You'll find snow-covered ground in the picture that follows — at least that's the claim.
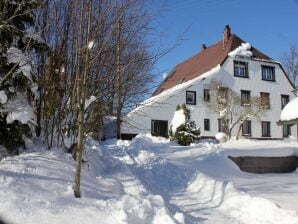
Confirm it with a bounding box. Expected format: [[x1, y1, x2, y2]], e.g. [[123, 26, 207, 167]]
[[1, 135, 298, 224]]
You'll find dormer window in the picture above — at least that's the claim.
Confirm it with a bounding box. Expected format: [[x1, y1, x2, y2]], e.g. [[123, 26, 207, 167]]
[[234, 60, 248, 78], [262, 65, 275, 81]]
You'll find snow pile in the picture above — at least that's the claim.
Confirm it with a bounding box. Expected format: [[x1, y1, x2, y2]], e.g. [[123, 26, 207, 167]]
[[170, 109, 185, 133], [4, 94, 35, 124], [183, 173, 298, 224], [134, 150, 156, 168], [280, 97, 298, 121], [131, 134, 170, 147], [0, 139, 176, 224], [2, 134, 298, 224], [215, 132, 227, 143], [228, 43, 253, 58]]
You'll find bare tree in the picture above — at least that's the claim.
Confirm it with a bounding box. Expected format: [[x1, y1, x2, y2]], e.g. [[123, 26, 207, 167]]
[[204, 79, 268, 139], [282, 44, 298, 87]]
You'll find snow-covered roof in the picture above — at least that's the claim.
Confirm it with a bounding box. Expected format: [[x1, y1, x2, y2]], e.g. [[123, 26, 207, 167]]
[[153, 27, 273, 95], [228, 43, 253, 58], [127, 65, 220, 117], [280, 97, 298, 122]]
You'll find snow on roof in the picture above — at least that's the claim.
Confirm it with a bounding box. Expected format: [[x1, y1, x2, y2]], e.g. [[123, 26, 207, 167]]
[[280, 97, 298, 121], [228, 42, 253, 58], [127, 65, 221, 116]]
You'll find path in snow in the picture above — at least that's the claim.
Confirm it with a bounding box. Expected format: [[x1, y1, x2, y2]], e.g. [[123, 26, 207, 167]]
[[111, 135, 298, 224]]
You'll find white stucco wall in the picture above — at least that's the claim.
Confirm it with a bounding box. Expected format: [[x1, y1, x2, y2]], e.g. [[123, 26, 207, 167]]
[[121, 56, 297, 139]]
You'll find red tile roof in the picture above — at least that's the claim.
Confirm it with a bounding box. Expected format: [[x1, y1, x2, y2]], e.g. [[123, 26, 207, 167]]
[[153, 34, 272, 95]]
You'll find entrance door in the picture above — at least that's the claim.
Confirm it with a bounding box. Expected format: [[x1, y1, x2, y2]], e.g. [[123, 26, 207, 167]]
[[151, 120, 168, 137]]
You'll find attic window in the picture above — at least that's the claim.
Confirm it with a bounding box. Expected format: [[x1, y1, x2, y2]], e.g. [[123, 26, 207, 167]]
[[262, 65, 275, 81], [186, 91, 196, 105], [234, 60, 248, 78]]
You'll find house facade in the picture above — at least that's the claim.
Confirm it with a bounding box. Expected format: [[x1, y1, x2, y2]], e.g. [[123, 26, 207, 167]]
[[121, 25, 297, 140]]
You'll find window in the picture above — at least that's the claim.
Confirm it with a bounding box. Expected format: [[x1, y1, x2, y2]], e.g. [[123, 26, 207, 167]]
[[203, 89, 210, 102], [261, 121, 271, 137], [151, 120, 168, 137], [281, 94, 290, 109], [283, 125, 291, 137], [218, 119, 228, 133], [204, 119, 210, 131], [241, 90, 251, 106], [234, 61, 249, 78], [242, 120, 251, 136], [260, 92, 270, 109], [186, 91, 196, 105], [262, 65, 275, 81], [218, 87, 228, 104]]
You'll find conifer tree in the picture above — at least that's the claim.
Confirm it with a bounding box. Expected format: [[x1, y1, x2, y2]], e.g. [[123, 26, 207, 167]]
[[0, 0, 46, 155]]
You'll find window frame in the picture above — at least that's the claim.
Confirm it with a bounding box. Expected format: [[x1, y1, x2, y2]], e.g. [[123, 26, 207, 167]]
[[234, 60, 249, 78], [241, 90, 251, 106], [186, 91, 196, 105], [282, 124, 292, 138], [261, 121, 271, 137], [151, 120, 168, 137], [281, 94, 290, 109], [242, 120, 251, 136], [204, 119, 210, 131], [262, 65, 275, 82], [203, 89, 210, 102], [260, 92, 270, 109]]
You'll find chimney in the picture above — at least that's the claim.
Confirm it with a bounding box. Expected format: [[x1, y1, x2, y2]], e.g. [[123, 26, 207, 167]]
[[223, 25, 231, 49], [201, 44, 207, 52]]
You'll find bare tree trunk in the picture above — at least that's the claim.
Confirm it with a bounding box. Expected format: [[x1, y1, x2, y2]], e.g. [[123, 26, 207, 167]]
[[116, 16, 122, 139], [236, 124, 242, 140], [73, 0, 92, 198]]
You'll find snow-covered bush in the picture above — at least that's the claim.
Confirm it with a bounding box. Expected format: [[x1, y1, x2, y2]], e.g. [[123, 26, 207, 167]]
[[170, 104, 200, 146]]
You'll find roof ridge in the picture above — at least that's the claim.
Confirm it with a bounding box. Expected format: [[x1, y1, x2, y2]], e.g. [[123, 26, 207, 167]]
[[153, 31, 274, 96]]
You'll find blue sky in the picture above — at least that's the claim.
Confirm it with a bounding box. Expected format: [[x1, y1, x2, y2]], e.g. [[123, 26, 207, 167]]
[[150, 0, 298, 84]]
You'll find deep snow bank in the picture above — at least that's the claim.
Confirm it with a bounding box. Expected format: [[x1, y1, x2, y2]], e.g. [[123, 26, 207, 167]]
[[0, 138, 176, 224], [185, 173, 298, 224], [114, 134, 298, 224]]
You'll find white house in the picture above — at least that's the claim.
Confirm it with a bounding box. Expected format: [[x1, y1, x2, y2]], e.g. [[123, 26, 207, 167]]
[[121, 25, 297, 140]]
